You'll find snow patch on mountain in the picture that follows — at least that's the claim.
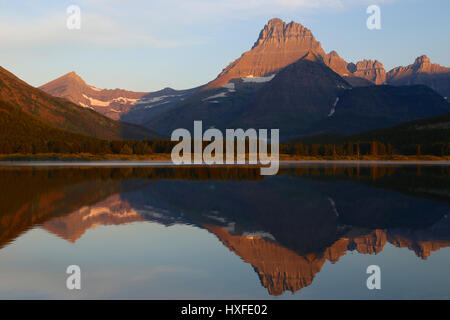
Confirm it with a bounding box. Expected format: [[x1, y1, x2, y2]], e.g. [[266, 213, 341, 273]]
[[222, 82, 236, 92], [78, 101, 92, 109], [242, 231, 276, 241], [89, 86, 102, 92], [328, 97, 339, 117], [112, 97, 139, 104], [144, 101, 171, 109], [135, 94, 182, 105], [203, 91, 228, 101], [82, 94, 110, 107], [82, 95, 141, 107], [203, 82, 237, 102], [241, 74, 276, 83]]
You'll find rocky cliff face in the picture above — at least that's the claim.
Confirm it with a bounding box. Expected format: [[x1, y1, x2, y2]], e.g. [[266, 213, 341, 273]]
[[351, 59, 387, 85], [323, 52, 388, 85], [205, 18, 326, 89], [323, 50, 352, 76], [388, 55, 450, 79], [387, 55, 450, 98]]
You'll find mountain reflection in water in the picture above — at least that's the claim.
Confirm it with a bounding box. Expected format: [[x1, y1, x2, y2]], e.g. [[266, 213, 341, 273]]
[[0, 164, 449, 297]]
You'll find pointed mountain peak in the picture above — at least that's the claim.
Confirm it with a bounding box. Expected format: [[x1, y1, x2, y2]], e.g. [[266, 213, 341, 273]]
[[356, 59, 385, 69], [252, 18, 315, 49], [45, 71, 87, 86], [387, 55, 450, 91], [62, 71, 84, 82], [414, 55, 431, 66], [323, 50, 352, 75], [328, 50, 340, 57], [205, 18, 325, 89], [300, 51, 323, 62], [39, 71, 88, 93], [267, 17, 285, 26]]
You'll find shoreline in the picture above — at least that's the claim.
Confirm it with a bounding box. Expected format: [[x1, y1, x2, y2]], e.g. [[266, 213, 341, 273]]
[[0, 153, 449, 167]]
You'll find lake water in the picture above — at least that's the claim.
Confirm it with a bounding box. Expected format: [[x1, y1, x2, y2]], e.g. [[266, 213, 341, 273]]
[[0, 163, 449, 299]]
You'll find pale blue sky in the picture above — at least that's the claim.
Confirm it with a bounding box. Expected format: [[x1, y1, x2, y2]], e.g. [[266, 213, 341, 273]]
[[0, 0, 449, 92]]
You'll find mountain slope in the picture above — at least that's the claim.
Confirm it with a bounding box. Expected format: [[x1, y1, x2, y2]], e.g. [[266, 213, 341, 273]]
[[120, 86, 202, 125], [0, 66, 157, 140], [292, 111, 450, 155], [0, 99, 106, 153], [145, 73, 271, 134], [317, 85, 450, 136], [349, 111, 450, 150], [231, 57, 351, 138]]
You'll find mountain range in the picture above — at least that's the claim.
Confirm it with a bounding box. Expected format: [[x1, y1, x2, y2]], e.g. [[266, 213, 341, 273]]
[[2, 17, 450, 144], [143, 53, 450, 140], [39, 71, 200, 125], [143, 18, 449, 140]]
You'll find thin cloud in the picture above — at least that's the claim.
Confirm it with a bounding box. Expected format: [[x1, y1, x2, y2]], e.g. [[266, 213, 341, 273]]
[[0, 0, 396, 49], [0, 12, 201, 49]]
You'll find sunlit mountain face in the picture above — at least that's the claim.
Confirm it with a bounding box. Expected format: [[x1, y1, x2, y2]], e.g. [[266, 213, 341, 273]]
[[0, 165, 449, 298]]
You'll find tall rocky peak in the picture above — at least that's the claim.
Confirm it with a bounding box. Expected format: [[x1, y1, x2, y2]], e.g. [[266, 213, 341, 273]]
[[386, 55, 450, 98], [252, 18, 324, 52], [48, 71, 88, 87], [203, 17, 392, 89], [388, 55, 450, 80], [414, 55, 431, 66], [323, 50, 352, 76], [409, 55, 438, 73], [411, 55, 450, 73], [352, 59, 387, 84], [40, 71, 89, 95], [205, 18, 326, 89], [65, 71, 85, 81]]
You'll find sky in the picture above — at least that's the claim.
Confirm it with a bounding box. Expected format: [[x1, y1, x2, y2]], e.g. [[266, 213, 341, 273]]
[[0, 0, 449, 92]]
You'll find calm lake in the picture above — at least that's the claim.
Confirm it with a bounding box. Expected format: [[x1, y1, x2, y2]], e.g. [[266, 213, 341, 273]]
[[0, 163, 449, 299]]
